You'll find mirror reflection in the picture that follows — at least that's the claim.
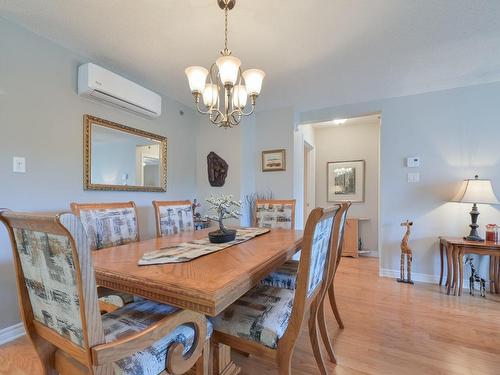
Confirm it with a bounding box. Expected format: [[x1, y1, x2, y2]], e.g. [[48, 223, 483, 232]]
[[84, 115, 167, 191]]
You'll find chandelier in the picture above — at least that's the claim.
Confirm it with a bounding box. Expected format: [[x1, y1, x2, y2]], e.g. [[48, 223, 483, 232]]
[[185, 0, 265, 128]]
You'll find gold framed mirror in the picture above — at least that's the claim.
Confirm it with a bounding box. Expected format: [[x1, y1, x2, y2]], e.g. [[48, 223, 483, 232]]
[[84, 115, 167, 192]]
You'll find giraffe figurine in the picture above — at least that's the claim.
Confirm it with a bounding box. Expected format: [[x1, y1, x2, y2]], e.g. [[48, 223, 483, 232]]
[[397, 220, 414, 284]]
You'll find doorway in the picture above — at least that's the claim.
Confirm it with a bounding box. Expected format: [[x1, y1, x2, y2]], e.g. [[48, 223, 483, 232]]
[[296, 113, 381, 258], [304, 141, 314, 224]]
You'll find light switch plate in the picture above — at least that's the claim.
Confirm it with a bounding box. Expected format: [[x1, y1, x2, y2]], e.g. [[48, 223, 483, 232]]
[[408, 172, 420, 183], [13, 156, 26, 173], [407, 157, 420, 168]]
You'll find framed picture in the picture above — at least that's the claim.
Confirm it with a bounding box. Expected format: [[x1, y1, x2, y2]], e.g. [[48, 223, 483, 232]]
[[327, 160, 365, 202], [262, 149, 286, 172]]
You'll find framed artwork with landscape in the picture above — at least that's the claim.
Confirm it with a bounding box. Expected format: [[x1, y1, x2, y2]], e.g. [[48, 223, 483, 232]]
[[327, 160, 365, 202], [262, 149, 286, 172]]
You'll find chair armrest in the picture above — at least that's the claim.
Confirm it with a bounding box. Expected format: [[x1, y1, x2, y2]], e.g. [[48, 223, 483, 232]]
[[91, 309, 208, 375]]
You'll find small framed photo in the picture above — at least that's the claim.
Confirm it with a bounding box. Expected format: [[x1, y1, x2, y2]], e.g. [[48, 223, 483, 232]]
[[327, 160, 365, 202], [262, 149, 286, 172]]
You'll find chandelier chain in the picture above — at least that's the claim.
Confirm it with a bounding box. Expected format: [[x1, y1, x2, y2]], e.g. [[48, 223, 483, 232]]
[[224, 5, 228, 53]]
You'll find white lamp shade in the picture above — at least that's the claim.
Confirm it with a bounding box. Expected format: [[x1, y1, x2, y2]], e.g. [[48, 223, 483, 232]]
[[232, 84, 247, 109], [202, 84, 219, 107], [242, 69, 265, 96], [216, 55, 241, 86], [185, 66, 208, 94], [454, 177, 499, 204]]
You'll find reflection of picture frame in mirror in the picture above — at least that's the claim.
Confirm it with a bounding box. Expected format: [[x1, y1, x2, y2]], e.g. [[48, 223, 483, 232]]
[[262, 149, 286, 172], [327, 160, 365, 202], [83, 114, 167, 192]]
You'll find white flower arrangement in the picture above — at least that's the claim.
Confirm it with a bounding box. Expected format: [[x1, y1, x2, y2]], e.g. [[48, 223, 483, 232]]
[[205, 194, 242, 232]]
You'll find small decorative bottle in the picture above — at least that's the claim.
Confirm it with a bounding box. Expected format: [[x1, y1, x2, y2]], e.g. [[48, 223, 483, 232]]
[[485, 224, 498, 243]]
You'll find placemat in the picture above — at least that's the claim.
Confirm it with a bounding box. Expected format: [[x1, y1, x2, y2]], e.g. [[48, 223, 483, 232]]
[[138, 228, 270, 265]]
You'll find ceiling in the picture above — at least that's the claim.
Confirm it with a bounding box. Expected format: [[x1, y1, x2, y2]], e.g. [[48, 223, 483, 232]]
[[2, 0, 500, 112]]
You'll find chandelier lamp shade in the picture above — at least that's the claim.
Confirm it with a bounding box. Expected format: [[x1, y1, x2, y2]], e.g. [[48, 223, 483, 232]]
[[185, 0, 265, 128]]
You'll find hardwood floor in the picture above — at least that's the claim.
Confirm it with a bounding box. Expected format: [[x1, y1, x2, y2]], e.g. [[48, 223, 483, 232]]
[[1, 258, 499, 374]]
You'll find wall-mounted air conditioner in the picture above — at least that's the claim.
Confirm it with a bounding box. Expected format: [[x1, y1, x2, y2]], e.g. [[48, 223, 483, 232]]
[[78, 63, 162, 118]]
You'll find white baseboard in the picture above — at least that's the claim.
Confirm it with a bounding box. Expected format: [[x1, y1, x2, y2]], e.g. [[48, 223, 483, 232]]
[[0, 322, 25, 346], [379, 268, 493, 286], [379, 268, 439, 284]]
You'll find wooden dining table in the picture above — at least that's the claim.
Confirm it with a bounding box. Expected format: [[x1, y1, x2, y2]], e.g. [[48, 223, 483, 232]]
[[92, 228, 303, 375]]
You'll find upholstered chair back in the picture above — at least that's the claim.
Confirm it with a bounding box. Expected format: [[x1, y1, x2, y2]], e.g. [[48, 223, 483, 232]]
[[279, 205, 340, 345], [0, 210, 105, 350], [70, 201, 140, 250], [335, 202, 351, 269], [254, 199, 296, 229], [152, 200, 194, 237]]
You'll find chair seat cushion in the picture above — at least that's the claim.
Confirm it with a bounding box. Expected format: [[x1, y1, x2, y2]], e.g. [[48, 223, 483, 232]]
[[212, 285, 294, 349], [102, 299, 212, 375], [261, 260, 299, 290]]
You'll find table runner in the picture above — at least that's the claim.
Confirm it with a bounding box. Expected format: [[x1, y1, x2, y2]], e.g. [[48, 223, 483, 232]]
[[138, 228, 270, 265]]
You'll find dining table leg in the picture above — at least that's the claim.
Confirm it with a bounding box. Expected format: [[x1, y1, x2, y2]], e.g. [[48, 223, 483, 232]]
[[439, 241, 444, 286]]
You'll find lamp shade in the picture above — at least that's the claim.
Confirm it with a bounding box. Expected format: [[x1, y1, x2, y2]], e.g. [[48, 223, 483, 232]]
[[454, 176, 499, 204], [242, 69, 265, 96], [185, 66, 208, 94], [216, 55, 241, 86], [232, 84, 247, 109], [202, 84, 219, 107]]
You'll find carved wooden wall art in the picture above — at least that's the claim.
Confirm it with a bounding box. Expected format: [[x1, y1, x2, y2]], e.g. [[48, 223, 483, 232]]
[[207, 151, 228, 187]]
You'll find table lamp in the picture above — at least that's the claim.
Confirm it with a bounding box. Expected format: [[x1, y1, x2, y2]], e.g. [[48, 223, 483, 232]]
[[454, 175, 499, 241]]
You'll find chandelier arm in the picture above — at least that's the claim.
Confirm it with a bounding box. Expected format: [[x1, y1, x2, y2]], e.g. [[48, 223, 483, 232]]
[[196, 98, 225, 120], [195, 100, 213, 115], [238, 96, 257, 116]]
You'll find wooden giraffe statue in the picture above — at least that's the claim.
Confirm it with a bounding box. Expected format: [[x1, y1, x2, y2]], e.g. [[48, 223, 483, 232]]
[[397, 220, 414, 284]]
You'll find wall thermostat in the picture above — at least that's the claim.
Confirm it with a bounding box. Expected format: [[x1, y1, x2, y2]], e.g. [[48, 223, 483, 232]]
[[406, 157, 420, 168]]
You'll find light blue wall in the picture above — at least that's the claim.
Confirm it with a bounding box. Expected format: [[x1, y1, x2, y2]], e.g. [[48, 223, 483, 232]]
[[0, 18, 198, 329], [254, 107, 295, 198], [300, 82, 500, 279]]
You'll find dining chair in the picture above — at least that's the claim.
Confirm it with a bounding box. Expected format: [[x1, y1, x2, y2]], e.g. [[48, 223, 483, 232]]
[[212, 205, 341, 375], [70, 201, 140, 250], [0, 209, 210, 375], [254, 199, 296, 229], [260, 203, 351, 363], [256, 199, 300, 290], [152, 200, 194, 237], [317, 202, 351, 363], [70, 201, 140, 311]]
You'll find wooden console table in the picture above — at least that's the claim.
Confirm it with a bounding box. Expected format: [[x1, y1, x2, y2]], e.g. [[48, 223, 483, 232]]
[[439, 237, 500, 296], [342, 218, 370, 257]]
